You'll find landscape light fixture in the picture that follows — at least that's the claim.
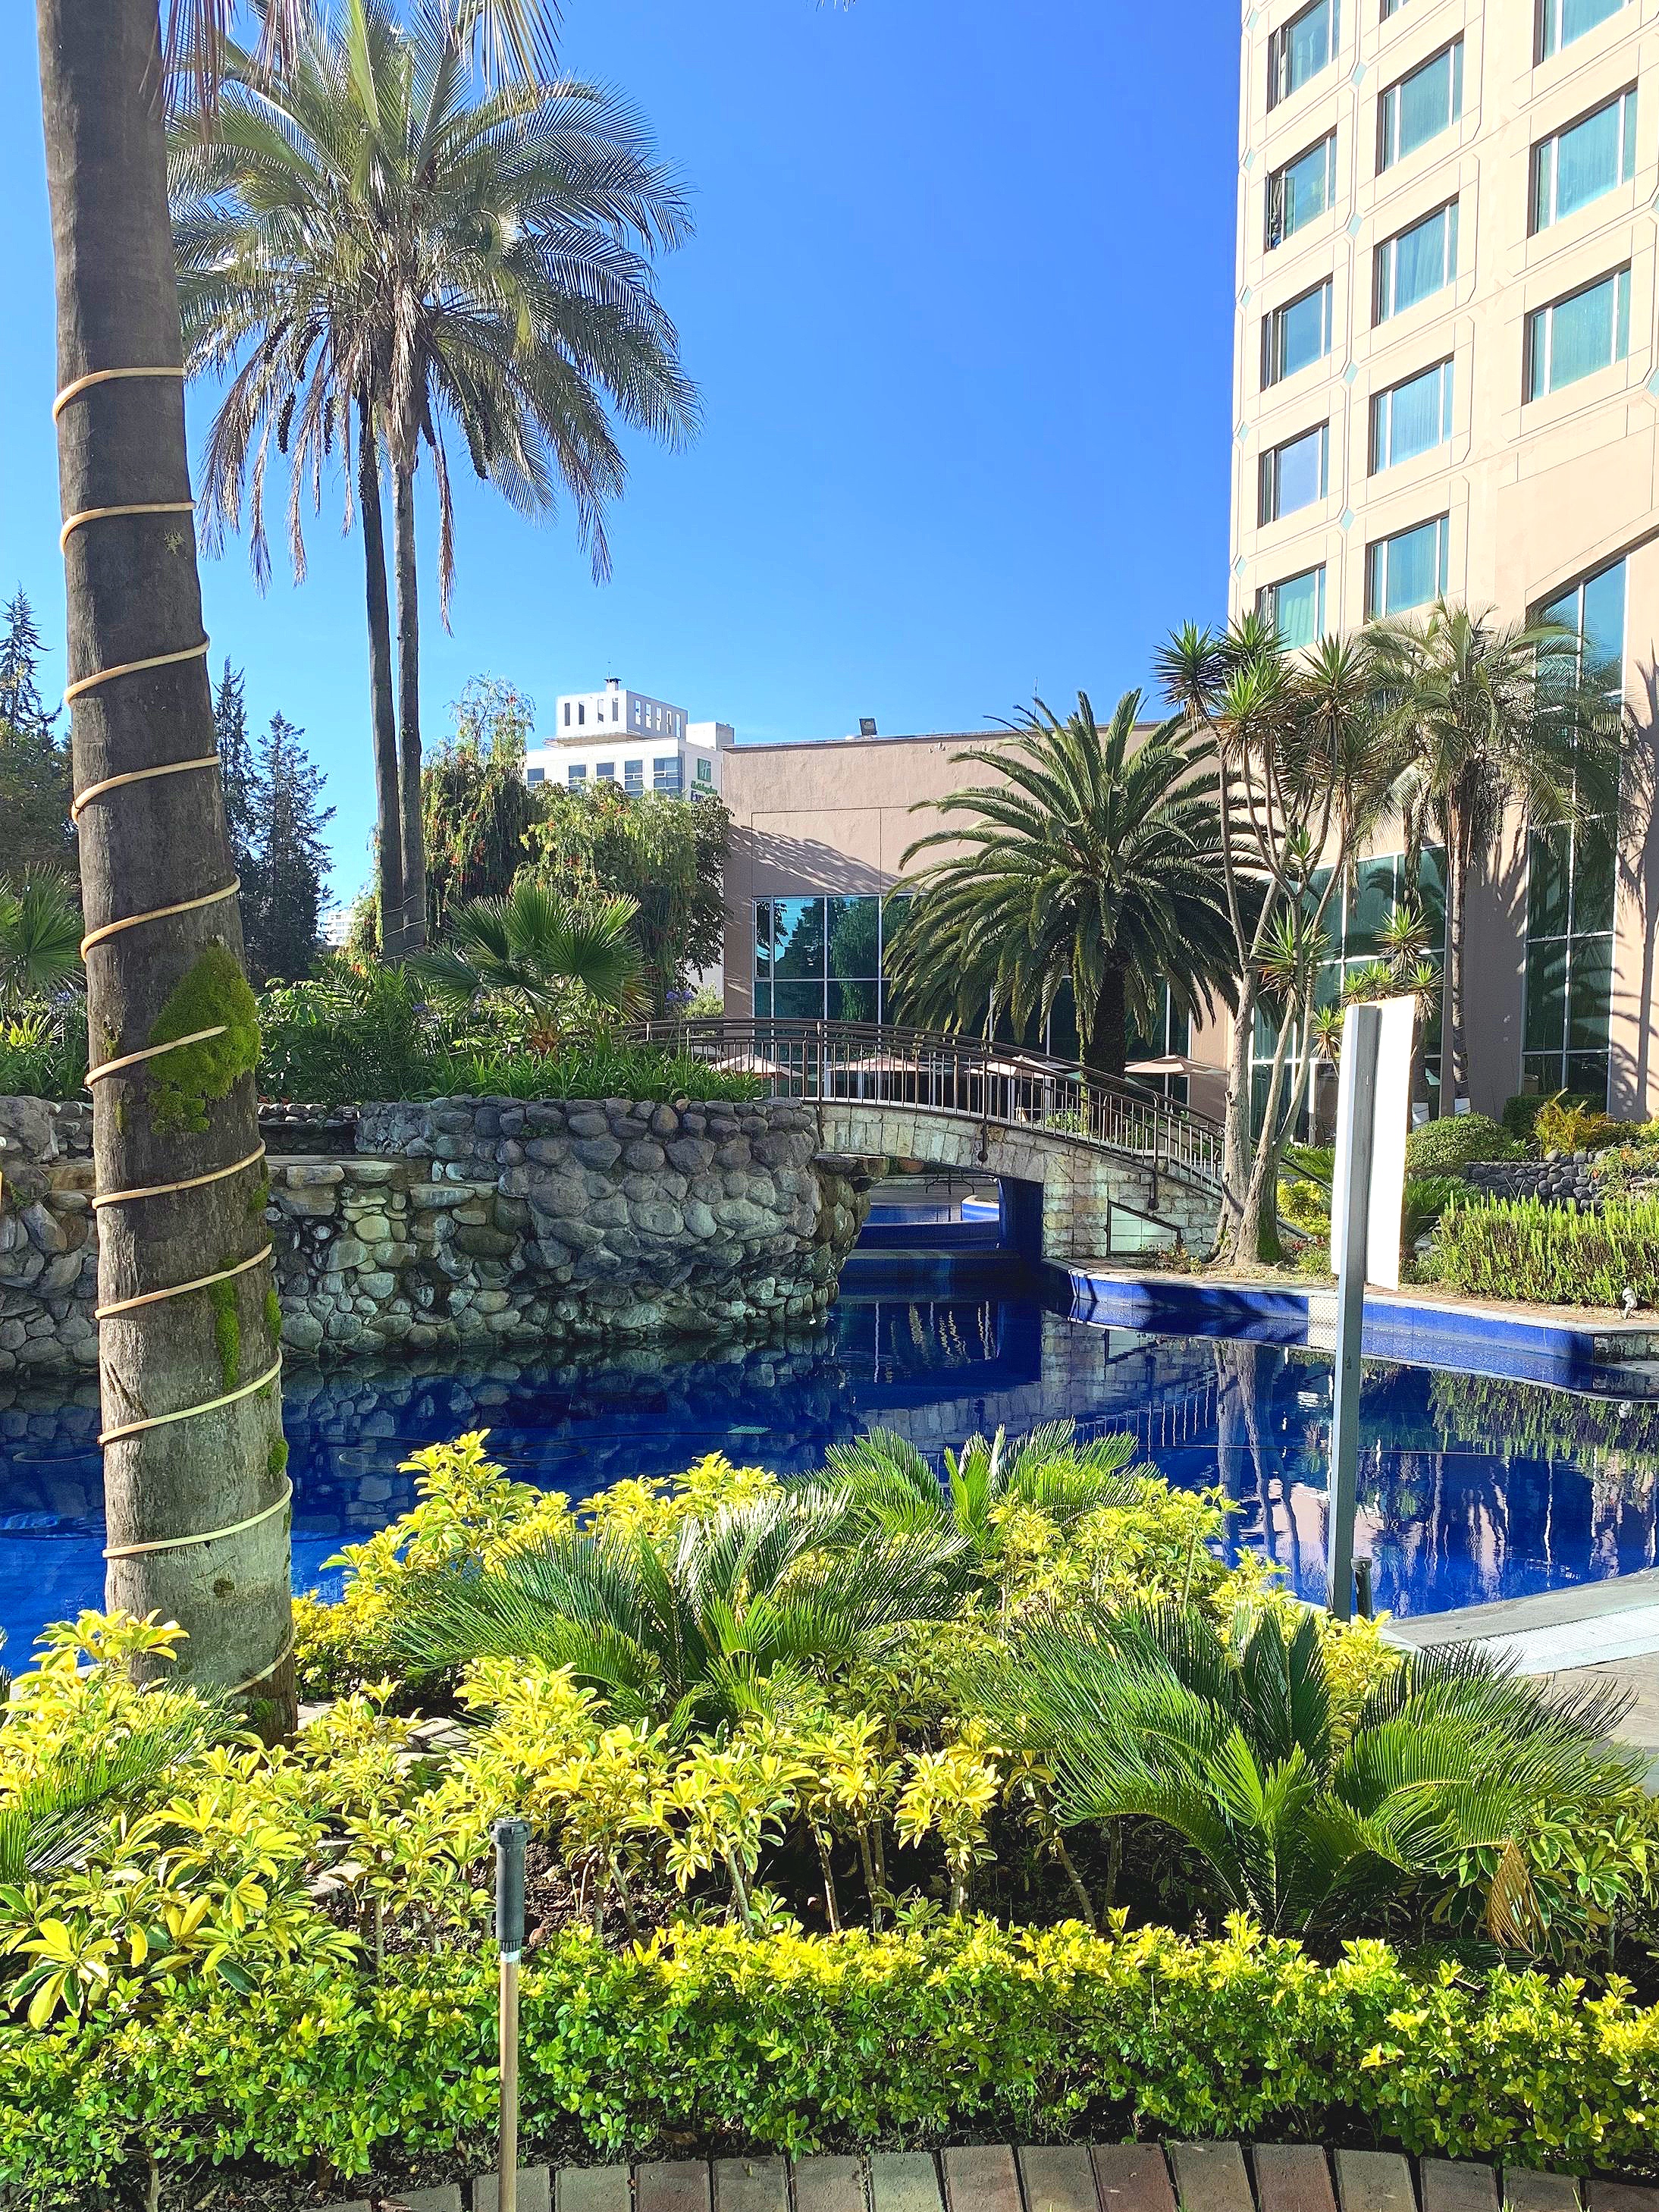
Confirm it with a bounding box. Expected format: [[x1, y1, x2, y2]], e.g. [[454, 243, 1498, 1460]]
[[493, 1816, 532, 2212]]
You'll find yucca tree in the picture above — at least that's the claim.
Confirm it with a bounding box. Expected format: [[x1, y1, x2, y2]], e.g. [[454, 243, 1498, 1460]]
[[395, 1491, 971, 1730], [821, 1421, 1146, 1559], [885, 691, 1240, 1078], [409, 878, 649, 1035], [985, 1600, 1642, 1940], [1370, 600, 1620, 1115], [171, 0, 697, 953], [0, 871, 82, 1020]]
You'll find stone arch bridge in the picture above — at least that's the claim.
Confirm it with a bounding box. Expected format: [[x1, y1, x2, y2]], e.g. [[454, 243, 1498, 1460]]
[[636, 1020, 1223, 1262]]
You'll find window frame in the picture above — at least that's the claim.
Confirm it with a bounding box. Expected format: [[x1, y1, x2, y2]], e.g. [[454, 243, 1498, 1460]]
[[1372, 198, 1458, 322], [1266, 130, 1338, 249], [1268, 0, 1339, 110], [1369, 356, 1454, 472], [1537, 0, 1629, 65], [1258, 420, 1331, 523], [1524, 264, 1632, 400], [1255, 563, 1328, 646], [1364, 511, 1450, 617], [1377, 38, 1464, 173], [1261, 276, 1334, 386], [1531, 85, 1637, 232]]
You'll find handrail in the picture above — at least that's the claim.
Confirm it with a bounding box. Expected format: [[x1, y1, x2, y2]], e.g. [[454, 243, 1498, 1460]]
[[632, 1017, 1224, 1191]]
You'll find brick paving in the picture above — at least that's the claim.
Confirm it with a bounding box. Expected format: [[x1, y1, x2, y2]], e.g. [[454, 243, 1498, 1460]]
[[331, 2144, 1659, 2212]]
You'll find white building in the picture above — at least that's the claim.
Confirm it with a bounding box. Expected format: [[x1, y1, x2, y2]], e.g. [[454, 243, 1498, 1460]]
[[522, 676, 733, 799]]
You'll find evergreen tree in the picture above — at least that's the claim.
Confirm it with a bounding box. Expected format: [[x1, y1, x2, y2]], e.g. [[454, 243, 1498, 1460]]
[[0, 586, 74, 881], [243, 715, 335, 984], [213, 658, 258, 884]]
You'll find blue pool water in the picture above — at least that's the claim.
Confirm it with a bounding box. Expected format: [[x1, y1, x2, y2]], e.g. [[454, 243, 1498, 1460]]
[[3, 1294, 1657, 1657]]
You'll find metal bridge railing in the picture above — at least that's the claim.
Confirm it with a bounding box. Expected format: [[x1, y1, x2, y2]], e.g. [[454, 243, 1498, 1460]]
[[634, 1018, 1224, 1191]]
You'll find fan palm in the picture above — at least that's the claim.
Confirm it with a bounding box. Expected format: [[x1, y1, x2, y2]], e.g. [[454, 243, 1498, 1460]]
[[1369, 601, 1620, 1115], [821, 1421, 1147, 1559], [0, 871, 82, 1019], [983, 1599, 1642, 1940], [394, 1490, 971, 1729], [171, 0, 698, 952], [410, 878, 649, 1034], [885, 691, 1240, 1078]]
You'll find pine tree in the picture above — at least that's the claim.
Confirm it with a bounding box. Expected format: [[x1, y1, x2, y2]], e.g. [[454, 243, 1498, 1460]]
[[0, 585, 74, 880], [213, 658, 257, 884], [244, 714, 334, 983]]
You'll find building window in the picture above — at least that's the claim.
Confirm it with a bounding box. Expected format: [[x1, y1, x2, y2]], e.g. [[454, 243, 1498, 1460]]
[[1526, 266, 1631, 398], [1378, 40, 1463, 171], [654, 756, 682, 794], [1366, 513, 1449, 615], [1380, 0, 1407, 17], [1261, 278, 1333, 387], [1534, 89, 1637, 231], [1259, 422, 1329, 523], [1369, 356, 1454, 471], [624, 758, 644, 793], [1523, 557, 1626, 1106], [612, 698, 620, 721], [563, 702, 571, 727], [752, 893, 910, 1024], [596, 762, 616, 780], [695, 758, 713, 786], [568, 764, 588, 786], [1267, 132, 1338, 248], [1374, 201, 1457, 322], [526, 766, 545, 786], [1538, 0, 1628, 64], [1269, 0, 1338, 110], [1256, 563, 1325, 646]]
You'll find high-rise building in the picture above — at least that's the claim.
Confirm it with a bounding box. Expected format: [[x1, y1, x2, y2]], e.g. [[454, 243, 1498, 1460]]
[[522, 676, 732, 799], [1231, 0, 1659, 1113]]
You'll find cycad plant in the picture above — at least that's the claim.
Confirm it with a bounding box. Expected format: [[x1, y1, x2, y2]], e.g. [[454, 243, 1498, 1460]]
[[885, 691, 1239, 1077], [0, 871, 81, 1020], [409, 878, 649, 1040], [395, 1491, 970, 1730], [821, 1421, 1146, 1558], [984, 1599, 1641, 1940]]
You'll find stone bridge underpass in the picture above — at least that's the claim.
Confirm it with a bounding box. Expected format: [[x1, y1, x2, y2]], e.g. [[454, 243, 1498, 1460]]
[[815, 1100, 1220, 1263]]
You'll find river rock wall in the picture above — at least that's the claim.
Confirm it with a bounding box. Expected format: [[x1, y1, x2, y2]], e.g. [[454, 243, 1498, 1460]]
[[0, 1094, 871, 1376]]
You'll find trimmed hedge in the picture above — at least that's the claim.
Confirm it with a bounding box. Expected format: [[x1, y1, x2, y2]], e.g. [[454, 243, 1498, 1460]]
[[1405, 1112, 1518, 1178], [1435, 1192, 1659, 1307], [4, 1920, 1657, 2198]]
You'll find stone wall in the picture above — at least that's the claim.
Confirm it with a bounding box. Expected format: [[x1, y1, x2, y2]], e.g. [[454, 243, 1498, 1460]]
[[0, 1093, 870, 1376]]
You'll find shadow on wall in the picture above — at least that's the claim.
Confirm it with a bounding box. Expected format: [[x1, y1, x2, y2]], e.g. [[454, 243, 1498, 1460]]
[[721, 824, 905, 1010]]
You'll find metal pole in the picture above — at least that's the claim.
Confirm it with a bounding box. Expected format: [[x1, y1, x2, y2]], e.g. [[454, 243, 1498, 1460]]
[[494, 1816, 530, 2212], [1327, 1003, 1380, 1624]]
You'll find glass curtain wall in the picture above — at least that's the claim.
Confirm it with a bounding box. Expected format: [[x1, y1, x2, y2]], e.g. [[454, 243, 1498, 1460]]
[[1250, 849, 1445, 1135], [1523, 558, 1626, 1104]]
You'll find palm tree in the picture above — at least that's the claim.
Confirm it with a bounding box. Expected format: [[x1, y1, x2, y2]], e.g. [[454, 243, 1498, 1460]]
[[0, 871, 81, 1019], [409, 878, 649, 1037], [1369, 600, 1620, 1116], [984, 1599, 1643, 1941], [820, 1420, 1146, 1561], [394, 1490, 971, 1730], [171, 0, 698, 955], [886, 691, 1240, 1077]]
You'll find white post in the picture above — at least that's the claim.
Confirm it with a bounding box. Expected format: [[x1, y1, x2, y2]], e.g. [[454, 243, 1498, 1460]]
[[1326, 1003, 1379, 1623]]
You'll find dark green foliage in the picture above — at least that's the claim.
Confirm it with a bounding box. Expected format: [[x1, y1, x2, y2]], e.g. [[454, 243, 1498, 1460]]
[[240, 714, 334, 984], [0, 590, 74, 884], [411, 879, 648, 1031], [983, 1600, 1640, 1937], [213, 657, 257, 886], [1435, 1193, 1659, 1307], [1502, 1093, 1548, 1144], [527, 786, 730, 1011], [0, 871, 82, 1018], [1402, 1175, 1463, 1244], [423, 679, 540, 933], [146, 943, 262, 1136], [394, 1490, 971, 1727], [1404, 1111, 1517, 1177]]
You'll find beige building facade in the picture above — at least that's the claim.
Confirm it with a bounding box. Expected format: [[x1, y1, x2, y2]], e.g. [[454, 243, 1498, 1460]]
[[1234, 0, 1659, 1115]]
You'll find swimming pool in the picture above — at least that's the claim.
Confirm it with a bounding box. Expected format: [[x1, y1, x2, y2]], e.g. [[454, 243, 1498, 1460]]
[[2, 1293, 1656, 1654]]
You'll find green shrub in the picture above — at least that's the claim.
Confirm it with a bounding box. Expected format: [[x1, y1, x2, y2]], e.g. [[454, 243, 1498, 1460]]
[[1402, 1174, 1462, 1244], [0, 1002, 86, 1100], [1405, 1112, 1519, 1178], [1502, 1093, 1547, 1144], [1434, 1192, 1659, 1307], [5, 1920, 1659, 2196], [1534, 1096, 1623, 1155]]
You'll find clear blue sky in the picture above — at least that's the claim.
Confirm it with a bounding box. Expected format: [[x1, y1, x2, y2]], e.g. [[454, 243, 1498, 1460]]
[[0, 1, 1240, 903]]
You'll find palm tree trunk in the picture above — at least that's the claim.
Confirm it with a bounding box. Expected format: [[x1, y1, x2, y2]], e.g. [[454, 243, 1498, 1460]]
[[1439, 834, 1466, 1116], [1220, 970, 1257, 1253], [1084, 965, 1128, 1078], [358, 396, 403, 957], [36, 0, 293, 1729], [392, 454, 428, 953]]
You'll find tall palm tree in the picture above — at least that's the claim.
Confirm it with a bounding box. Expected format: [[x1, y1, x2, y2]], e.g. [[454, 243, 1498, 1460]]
[[986, 1599, 1643, 1941], [410, 878, 649, 1036], [886, 691, 1240, 1077], [30, 0, 557, 1721], [171, 0, 698, 954], [1369, 600, 1621, 1116]]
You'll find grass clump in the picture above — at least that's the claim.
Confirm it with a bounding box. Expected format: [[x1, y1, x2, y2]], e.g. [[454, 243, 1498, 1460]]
[[1434, 1191, 1659, 1307]]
